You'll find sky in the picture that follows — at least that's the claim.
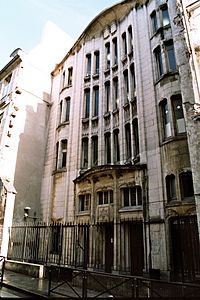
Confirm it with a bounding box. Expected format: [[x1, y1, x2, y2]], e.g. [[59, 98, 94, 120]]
[[0, 0, 117, 69]]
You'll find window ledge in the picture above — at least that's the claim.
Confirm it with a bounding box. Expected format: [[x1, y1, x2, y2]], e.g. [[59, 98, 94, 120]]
[[119, 206, 143, 212], [104, 69, 110, 76], [84, 75, 91, 82], [52, 168, 67, 175], [112, 108, 119, 115], [91, 116, 99, 122], [161, 134, 187, 146], [103, 111, 111, 119], [82, 118, 89, 124], [57, 121, 70, 129], [112, 64, 118, 72], [93, 73, 99, 80], [155, 70, 179, 85], [77, 211, 90, 216], [121, 56, 128, 64], [166, 198, 195, 207], [123, 102, 130, 110]]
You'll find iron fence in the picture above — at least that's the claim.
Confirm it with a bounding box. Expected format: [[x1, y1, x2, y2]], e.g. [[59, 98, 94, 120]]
[[47, 266, 200, 298], [7, 218, 200, 283]]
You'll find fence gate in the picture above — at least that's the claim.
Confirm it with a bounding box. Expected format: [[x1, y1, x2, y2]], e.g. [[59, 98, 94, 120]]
[[170, 216, 200, 282]]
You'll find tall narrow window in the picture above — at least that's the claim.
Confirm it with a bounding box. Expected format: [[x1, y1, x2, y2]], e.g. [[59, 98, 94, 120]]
[[2, 74, 12, 97], [130, 63, 136, 99], [171, 95, 186, 134], [62, 71, 65, 89], [132, 119, 139, 157], [113, 129, 120, 163], [65, 97, 70, 122], [166, 174, 176, 201], [113, 38, 118, 66], [151, 11, 158, 34], [59, 100, 63, 124], [128, 25, 133, 53], [105, 43, 110, 69], [56, 139, 68, 169], [86, 54, 91, 76], [161, 5, 170, 27], [105, 81, 110, 113], [92, 136, 98, 166], [122, 32, 127, 58], [179, 172, 194, 199], [155, 46, 164, 77], [93, 86, 99, 117], [113, 77, 119, 110], [105, 132, 111, 164], [81, 138, 88, 168], [125, 123, 132, 160], [84, 89, 90, 118], [61, 139, 67, 168], [165, 41, 176, 71], [123, 70, 129, 103], [67, 67, 73, 86], [160, 99, 172, 139], [94, 51, 100, 74]]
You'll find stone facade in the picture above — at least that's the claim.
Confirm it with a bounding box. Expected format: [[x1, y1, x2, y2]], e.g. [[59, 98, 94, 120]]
[[39, 0, 200, 279]]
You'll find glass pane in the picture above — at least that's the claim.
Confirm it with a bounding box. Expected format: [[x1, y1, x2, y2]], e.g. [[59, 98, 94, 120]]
[[123, 188, 129, 206], [130, 187, 136, 206], [162, 8, 170, 26]]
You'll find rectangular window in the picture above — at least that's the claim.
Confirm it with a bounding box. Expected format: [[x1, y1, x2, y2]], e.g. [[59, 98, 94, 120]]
[[113, 38, 118, 65], [161, 5, 170, 27], [61, 139, 67, 168], [166, 174, 176, 201], [105, 43, 110, 69], [86, 54, 91, 76], [2, 74, 12, 98], [82, 138, 88, 168], [59, 100, 63, 124], [155, 47, 164, 77], [65, 97, 70, 122], [128, 25, 133, 53], [79, 194, 90, 211], [123, 69, 129, 103], [179, 172, 194, 199], [98, 190, 113, 205], [125, 123, 132, 160], [113, 77, 119, 110], [172, 95, 186, 134], [122, 32, 127, 57], [93, 86, 99, 117], [166, 41, 176, 71], [94, 51, 100, 74], [84, 89, 90, 118], [132, 119, 139, 157], [62, 71, 65, 89], [105, 81, 110, 113], [122, 186, 142, 207], [92, 136, 98, 166], [151, 11, 158, 34], [105, 132, 111, 164], [113, 129, 120, 163], [67, 67, 73, 86], [161, 99, 172, 139]]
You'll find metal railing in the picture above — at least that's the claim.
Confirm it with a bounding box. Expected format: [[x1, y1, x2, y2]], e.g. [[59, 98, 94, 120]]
[[47, 266, 200, 298]]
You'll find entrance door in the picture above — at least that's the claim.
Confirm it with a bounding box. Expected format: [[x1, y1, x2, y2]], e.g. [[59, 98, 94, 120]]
[[130, 222, 144, 275], [171, 216, 200, 282], [105, 223, 114, 273]]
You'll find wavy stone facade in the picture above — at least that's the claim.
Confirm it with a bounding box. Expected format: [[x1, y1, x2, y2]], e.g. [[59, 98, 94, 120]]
[[40, 0, 200, 279]]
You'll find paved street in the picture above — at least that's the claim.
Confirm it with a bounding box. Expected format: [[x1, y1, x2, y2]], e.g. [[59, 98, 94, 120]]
[[0, 286, 31, 298]]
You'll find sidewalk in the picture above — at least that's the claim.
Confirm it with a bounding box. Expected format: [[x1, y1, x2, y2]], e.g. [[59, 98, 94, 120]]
[[2, 269, 112, 298]]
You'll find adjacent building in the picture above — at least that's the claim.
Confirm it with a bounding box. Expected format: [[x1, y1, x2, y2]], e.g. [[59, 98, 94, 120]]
[[0, 22, 74, 255]]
